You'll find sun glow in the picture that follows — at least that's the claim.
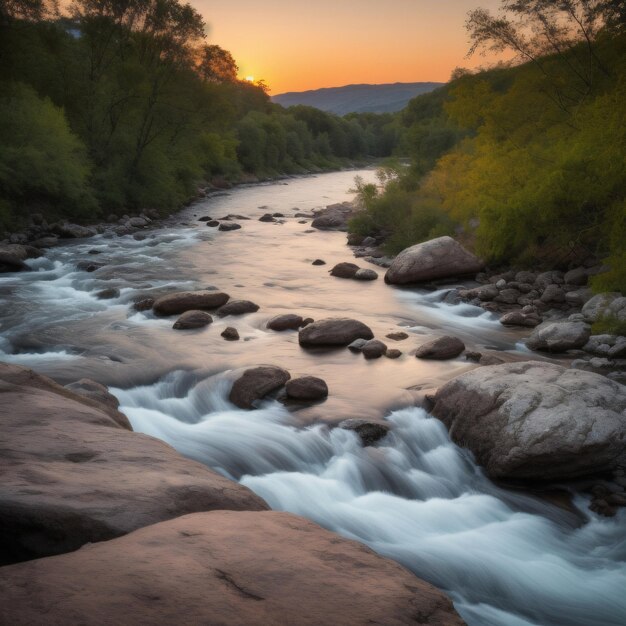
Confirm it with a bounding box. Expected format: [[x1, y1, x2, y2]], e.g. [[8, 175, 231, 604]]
[[245, 75, 255, 82]]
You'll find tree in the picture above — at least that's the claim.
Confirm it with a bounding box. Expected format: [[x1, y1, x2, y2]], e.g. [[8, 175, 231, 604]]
[[195, 44, 238, 83]]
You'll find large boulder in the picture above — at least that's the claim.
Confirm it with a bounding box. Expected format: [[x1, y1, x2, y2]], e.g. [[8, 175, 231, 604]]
[[0, 251, 30, 273], [216, 300, 260, 317], [361, 339, 388, 359], [330, 262, 360, 279], [0, 511, 463, 626], [385, 236, 485, 285], [526, 321, 591, 352], [0, 363, 267, 565], [415, 336, 465, 360], [229, 366, 291, 409], [64, 378, 130, 430], [299, 318, 374, 346], [582, 292, 621, 322], [431, 361, 626, 481], [153, 291, 229, 315]]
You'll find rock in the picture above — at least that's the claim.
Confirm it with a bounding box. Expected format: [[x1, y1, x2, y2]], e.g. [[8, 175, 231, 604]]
[[216, 300, 260, 317], [608, 297, 626, 322], [386, 349, 402, 359], [354, 268, 378, 281], [461, 285, 498, 301], [311, 202, 355, 231], [299, 318, 374, 347], [386, 331, 409, 341], [431, 361, 626, 481], [0, 251, 30, 272], [362, 339, 387, 359], [302, 317, 314, 326], [362, 236, 377, 247], [540, 284, 566, 303], [218, 222, 242, 231], [499, 311, 541, 327], [330, 262, 360, 278], [198, 216, 212, 221], [172, 310, 213, 330], [0, 510, 463, 626], [259, 213, 276, 222], [272, 212, 284, 218], [495, 279, 507, 289], [347, 232, 365, 245], [207, 220, 220, 227], [348, 338, 368, 352], [312, 259, 326, 265], [465, 351, 482, 362], [339, 419, 390, 446], [153, 291, 229, 315], [229, 366, 291, 409], [95, 287, 120, 300], [565, 267, 589, 286], [415, 336, 465, 360], [0, 243, 41, 261], [132, 297, 154, 312], [385, 236, 485, 285], [267, 314, 304, 331], [126, 217, 148, 228], [221, 327, 240, 341], [0, 363, 267, 565], [285, 376, 328, 401], [479, 355, 505, 366], [54, 222, 95, 239], [515, 271, 537, 284], [64, 378, 130, 430], [566, 288, 593, 307], [535, 271, 564, 289], [582, 293, 621, 322], [494, 288, 521, 304], [526, 321, 591, 352]]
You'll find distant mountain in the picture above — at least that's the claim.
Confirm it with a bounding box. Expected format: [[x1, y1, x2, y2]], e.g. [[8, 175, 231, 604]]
[[272, 82, 445, 116]]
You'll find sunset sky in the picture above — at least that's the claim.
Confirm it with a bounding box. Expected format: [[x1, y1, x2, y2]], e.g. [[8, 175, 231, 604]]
[[196, 0, 504, 93]]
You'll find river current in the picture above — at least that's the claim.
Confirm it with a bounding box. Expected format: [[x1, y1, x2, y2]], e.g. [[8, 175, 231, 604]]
[[1, 170, 624, 625]]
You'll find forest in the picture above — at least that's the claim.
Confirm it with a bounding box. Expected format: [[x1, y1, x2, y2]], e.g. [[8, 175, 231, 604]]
[[350, 0, 625, 290], [0, 0, 398, 230]]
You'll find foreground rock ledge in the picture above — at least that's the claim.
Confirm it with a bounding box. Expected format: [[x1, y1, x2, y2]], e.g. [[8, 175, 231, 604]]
[[0, 511, 464, 626], [0, 363, 267, 565], [385, 236, 485, 285], [431, 361, 626, 481]]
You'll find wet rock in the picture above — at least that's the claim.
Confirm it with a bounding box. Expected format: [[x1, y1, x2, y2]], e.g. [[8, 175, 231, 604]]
[[95, 288, 120, 300], [312, 259, 326, 265], [216, 300, 259, 317], [172, 310, 213, 330], [311, 202, 355, 231], [64, 378, 130, 430], [415, 336, 465, 360], [153, 291, 229, 316], [0, 511, 463, 626], [386, 349, 402, 359], [54, 222, 95, 239], [132, 297, 155, 312], [0, 363, 267, 565], [479, 355, 505, 366], [348, 338, 368, 352], [386, 331, 409, 341], [127, 217, 148, 228], [218, 222, 242, 231], [330, 262, 360, 279], [339, 419, 390, 446], [198, 216, 212, 221], [465, 351, 482, 362], [285, 376, 329, 401], [259, 213, 276, 222], [221, 327, 240, 341], [385, 236, 485, 285], [362, 339, 387, 359], [207, 220, 220, 227], [526, 321, 591, 352], [431, 361, 626, 481], [499, 311, 542, 327], [301, 317, 314, 326], [0, 251, 30, 273], [76, 260, 105, 272], [229, 366, 291, 409], [299, 318, 374, 347], [354, 268, 378, 281], [460, 285, 498, 301], [267, 314, 304, 331]]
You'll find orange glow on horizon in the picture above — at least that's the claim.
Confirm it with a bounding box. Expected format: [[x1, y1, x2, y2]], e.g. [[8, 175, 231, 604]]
[[197, 0, 505, 93]]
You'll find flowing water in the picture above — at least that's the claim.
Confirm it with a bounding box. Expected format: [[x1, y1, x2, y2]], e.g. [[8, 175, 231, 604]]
[[1, 170, 624, 625]]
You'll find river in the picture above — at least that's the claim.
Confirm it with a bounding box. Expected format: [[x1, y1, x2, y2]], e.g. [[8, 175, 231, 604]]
[[1, 170, 624, 626]]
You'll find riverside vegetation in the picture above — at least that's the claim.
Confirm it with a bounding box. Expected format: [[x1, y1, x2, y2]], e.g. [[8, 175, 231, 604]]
[[0, 0, 399, 234]]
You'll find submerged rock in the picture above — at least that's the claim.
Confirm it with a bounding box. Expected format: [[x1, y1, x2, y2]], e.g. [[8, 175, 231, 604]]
[[386, 331, 409, 341], [415, 336, 465, 360], [172, 310, 213, 330], [299, 318, 374, 347], [153, 291, 229, 315], [95, 287, 120, 300], [385, 236, 485, 285], [0, 511, 463, 626], [0, 363, 267, 565], [218, 222, 242, 231], [431, 361, 626, 481], [229, 366, 291, 409], [339, 419, 390, 446]]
